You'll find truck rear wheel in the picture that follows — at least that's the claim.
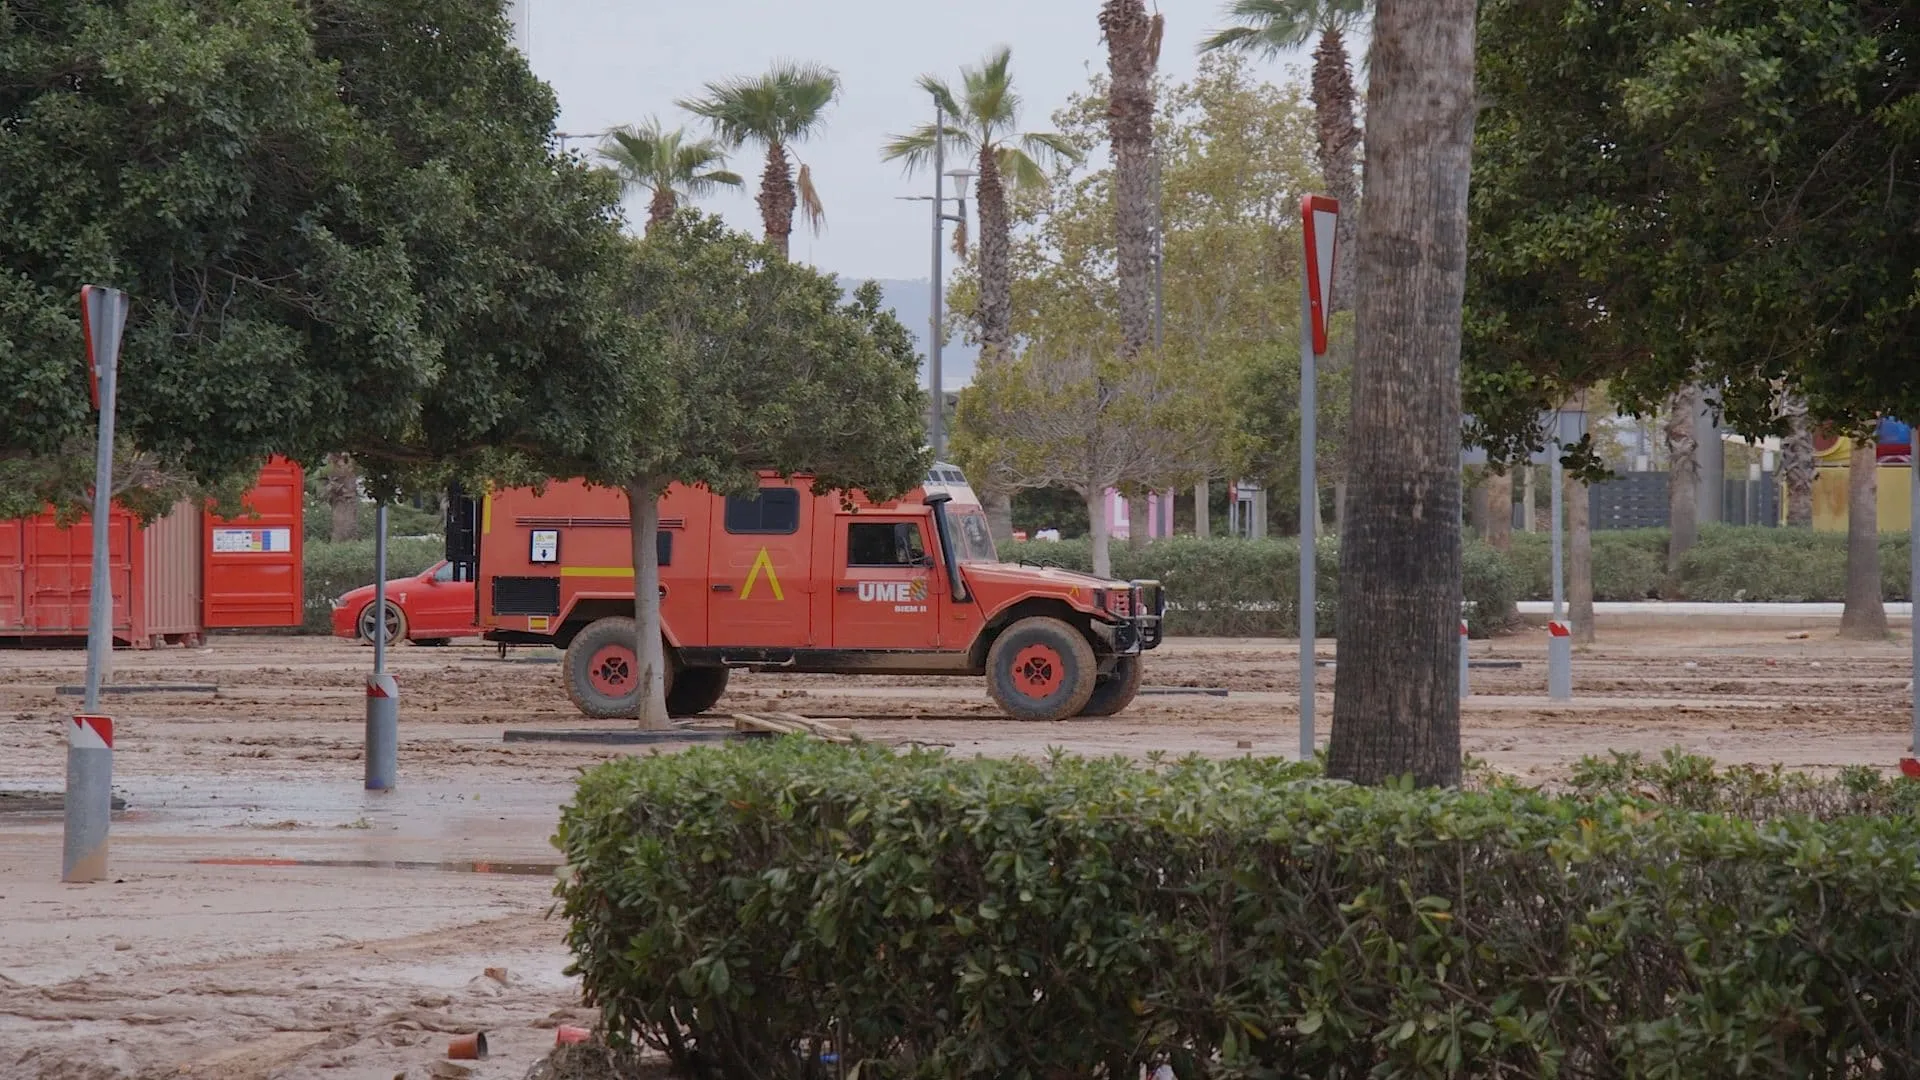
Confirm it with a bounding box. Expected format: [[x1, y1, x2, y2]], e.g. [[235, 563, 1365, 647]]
[[667, 667, 730, 717], [563, 617, 672, 719], [986, 617, 1097, 722], [1078, 654, 1143, 717]]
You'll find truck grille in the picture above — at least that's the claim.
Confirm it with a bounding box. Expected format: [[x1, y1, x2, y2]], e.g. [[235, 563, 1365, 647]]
[[492, 576, 560, 617]]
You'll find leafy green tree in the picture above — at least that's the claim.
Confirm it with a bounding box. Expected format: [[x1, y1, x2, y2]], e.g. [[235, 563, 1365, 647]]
[[678, 63, 840, 258], [596, 214, 927, 728], [597, 119, 743, 230], [0, 0, 634, 516], [1326, 0, 1477, 788]]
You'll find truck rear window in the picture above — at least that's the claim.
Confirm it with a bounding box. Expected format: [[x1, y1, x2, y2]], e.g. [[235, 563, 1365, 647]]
[[724, 488, 801, 534]]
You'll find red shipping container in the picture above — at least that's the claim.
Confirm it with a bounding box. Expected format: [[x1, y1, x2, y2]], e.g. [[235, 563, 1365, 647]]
[[0, 459, 305, 647]]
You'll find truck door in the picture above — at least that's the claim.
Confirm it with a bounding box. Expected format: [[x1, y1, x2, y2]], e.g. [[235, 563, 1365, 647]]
[[707, 486, 812, 647], [832, 516, 940, 651]]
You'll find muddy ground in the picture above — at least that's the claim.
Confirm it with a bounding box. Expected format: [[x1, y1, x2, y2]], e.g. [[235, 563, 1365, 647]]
[[1, 629, 1914, 1078]]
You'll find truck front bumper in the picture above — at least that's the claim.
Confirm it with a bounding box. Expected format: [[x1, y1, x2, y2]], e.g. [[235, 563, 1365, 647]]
[[1107, 579, 1165, 655]]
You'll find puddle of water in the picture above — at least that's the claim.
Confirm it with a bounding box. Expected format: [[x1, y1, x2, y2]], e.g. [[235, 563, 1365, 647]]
[[190, 856, 561, 876]]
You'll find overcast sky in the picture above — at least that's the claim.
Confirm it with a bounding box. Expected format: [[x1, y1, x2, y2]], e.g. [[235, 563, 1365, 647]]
[[508, 0, 1317, 282]]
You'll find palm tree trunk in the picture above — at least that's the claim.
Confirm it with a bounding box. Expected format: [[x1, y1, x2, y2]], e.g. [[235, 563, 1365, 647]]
[[1840, 439, 1886, 640], [757, 142, 796, 257], [1326, 0, 1476, 789], [1101, 0, 1156, 363], [1484, 470, 1512, 551], [1665, 386, 1699, 573], [1311, 23, 1363, 311], [324, 453, 359, 542], [646, 186, 677, 231], [973, 152, 1012, 364], [1781, 395, 1814, 527], [1568, 471, 1594, 644]]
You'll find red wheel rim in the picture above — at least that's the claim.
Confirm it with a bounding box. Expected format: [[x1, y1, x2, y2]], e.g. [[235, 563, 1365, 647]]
[[1010, 643, 1065, 699], [586, 643, 636, 697]]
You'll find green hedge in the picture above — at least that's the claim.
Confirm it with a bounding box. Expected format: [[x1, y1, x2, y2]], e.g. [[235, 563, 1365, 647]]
[[1505, 525, 1913, 602], [556, 742, 1920, 1079], [301, 537, 443, 632], [1001, 536, 1518, 637]]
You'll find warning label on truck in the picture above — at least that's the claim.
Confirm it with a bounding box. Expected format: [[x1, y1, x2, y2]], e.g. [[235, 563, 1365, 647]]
[[212, 527, 292, 553]]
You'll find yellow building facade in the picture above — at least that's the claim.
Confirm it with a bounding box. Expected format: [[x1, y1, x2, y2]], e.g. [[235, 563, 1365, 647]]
[[1803, 435, 1916, 533]]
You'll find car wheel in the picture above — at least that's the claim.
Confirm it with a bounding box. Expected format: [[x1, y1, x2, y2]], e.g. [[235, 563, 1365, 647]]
[[666, 667, 730, 717], [985, 617, 1097, 722], [562, 617, 674, 719], [357, 601, 408, 646], [1077, 654, 1144, 717]]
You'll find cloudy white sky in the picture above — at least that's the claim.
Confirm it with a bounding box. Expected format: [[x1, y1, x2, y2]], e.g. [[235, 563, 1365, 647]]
[[508, 0, 1317, 281]]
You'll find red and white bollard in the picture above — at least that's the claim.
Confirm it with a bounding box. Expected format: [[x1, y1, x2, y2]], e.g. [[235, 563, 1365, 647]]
[[1547, 620, 1573, 701], [62, 714, 113, 882]]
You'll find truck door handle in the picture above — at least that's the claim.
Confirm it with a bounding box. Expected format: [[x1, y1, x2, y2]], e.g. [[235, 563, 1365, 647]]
[[836, 585, 857, 594], [711, 583, 733, 593]]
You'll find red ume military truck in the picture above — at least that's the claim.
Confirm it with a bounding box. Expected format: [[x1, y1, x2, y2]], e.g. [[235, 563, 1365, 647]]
[[455, 464, 1164, 722]]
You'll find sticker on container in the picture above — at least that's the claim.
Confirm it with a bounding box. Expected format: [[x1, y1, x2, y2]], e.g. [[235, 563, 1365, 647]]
[[212, 527, 291, 553], [529, 529, 560, 564]]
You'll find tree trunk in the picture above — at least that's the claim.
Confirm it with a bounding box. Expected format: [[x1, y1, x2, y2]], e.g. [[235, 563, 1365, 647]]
[[1086, 490, 1113, 580], [1311, 24, 1363, 312], [1484, 470, 1512, 551], [1127, 492, 1149, 549], [1568, 471, 1593, 644], [1782, 396, 1814, 527], [757, 142, 795, 257], [1251, 487, 1268, 540], [324, 453, 359, 542], [984, 487, 1014, 549], [974, 152, 1012, 365], [1326, 0, 1476, 789], [1334, 477, 1348, 535], [627, 480, 671, 729], [1665, 385, 1700, 573], [1521, 466, 1536, 532], [1193, 480, 1210, 538], [1468, 474, 1491, 538], [1839, 440, 1886, 640], [1101, 0, 1157, 366]]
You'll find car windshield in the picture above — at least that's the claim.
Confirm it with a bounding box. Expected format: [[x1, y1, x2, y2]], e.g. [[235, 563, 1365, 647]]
[[952, 510, 998, 564]]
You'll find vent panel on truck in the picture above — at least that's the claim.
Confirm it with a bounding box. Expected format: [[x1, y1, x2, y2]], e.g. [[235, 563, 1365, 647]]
[[493, 576, 561, 616]]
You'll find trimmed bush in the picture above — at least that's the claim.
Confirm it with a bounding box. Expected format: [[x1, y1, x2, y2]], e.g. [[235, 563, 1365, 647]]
[[301, 537, 442, 632], [556, 742, 1920, 1079], [1001, 536, 1517, 637]]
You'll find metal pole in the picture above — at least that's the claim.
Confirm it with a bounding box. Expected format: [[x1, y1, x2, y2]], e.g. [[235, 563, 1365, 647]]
[[929, 98, 945, 461], [65, 287, 125, 883], [1910, 447, 1918, 754], [1298, 277, 1317, 762], [365, 503, 398, 790]]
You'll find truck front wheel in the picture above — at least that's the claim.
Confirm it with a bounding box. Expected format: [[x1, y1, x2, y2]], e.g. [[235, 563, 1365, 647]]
[[1078, 654, 1143, 717], [986, 617, 1098, 722], [563, 617, 672, 719]]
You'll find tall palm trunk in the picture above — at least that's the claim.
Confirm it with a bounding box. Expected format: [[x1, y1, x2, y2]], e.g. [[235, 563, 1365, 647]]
[[1311, 23, 1363, 308], [1781, 395, 1814, 527], [1665, 385, 1700, 573], [1839, 439, 1886, 640], [1326, 0, 1476, 788], [973, 150, 1012, 365], [757, 142, 796, 257], [646, 186, 677, 230], [1101, 0, 1157, 363]]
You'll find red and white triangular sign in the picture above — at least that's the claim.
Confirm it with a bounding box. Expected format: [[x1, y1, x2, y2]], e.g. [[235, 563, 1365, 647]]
[[79, 285, 130, 412], [1300, 195, 1340, 355]]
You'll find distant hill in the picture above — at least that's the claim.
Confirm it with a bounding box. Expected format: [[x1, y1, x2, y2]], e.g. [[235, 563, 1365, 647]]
[[841, 277, 979, 391]]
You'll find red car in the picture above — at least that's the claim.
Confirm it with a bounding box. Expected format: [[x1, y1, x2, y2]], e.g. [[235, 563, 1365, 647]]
[[330, 561, 480, 645]]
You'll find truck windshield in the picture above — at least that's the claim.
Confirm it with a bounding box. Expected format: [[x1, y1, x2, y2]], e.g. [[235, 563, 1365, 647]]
[[951, 510, 999, 563]]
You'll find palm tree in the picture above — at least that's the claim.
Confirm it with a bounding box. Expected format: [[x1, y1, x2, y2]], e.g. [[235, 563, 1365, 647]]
[[597, 119, 742, 231], [678, 62, 840, 257], [1202, 0, 1367, 301], [882, 47, 1079, 367]]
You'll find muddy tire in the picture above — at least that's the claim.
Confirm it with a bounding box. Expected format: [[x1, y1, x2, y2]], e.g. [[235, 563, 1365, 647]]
[[986, 617, 1098, 722], [356, 601, 407, 646], [563, 617, 671, 719], [666, 667, 730, 717], [1078, 654, 1143, 717]]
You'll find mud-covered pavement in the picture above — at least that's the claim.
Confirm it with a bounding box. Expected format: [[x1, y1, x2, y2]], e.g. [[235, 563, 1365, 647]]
[[1, 630, 1914, 1078]]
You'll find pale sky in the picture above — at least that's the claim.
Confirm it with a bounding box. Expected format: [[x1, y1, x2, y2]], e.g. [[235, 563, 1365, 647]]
[[509, 0, 1317, 281]]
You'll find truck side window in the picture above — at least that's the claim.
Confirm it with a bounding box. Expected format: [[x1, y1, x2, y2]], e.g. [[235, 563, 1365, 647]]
[[848, 522, 926, 567], [723, 488, 801, 535]]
